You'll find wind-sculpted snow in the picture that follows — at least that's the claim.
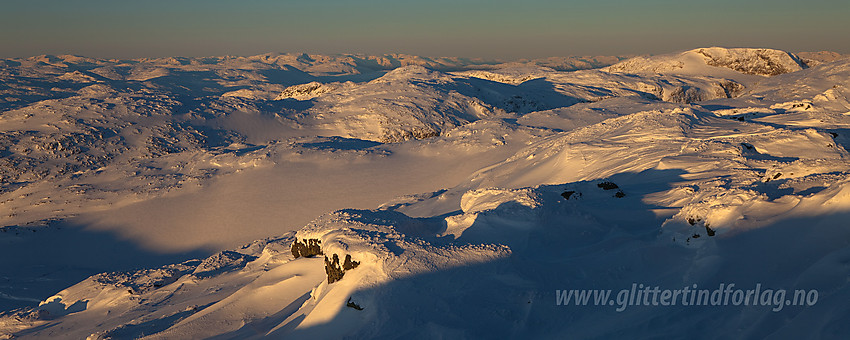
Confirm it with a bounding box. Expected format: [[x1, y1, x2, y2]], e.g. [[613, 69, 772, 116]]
[[4, 48, 850, 338], [0, 210, 511, 339]]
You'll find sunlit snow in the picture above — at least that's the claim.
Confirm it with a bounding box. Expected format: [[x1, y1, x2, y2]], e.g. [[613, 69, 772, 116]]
[[2, 48, 850, 339]]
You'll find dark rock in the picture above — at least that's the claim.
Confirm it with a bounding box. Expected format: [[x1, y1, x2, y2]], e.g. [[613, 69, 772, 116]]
[[325, 254, 345, 284], [325, 253, 360, 284], [597, 181, 619, 190], [343, 254, 360, 270], [291, 238, 322, 258], [346, 297, 363, 310]]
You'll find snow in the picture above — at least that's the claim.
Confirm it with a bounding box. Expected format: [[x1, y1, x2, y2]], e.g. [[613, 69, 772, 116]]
[[603, 47, 806, 77], [3, 47, 850, 338]]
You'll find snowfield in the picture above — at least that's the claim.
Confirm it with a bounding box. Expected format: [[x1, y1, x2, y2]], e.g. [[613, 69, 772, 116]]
[[2, 47, 850, 339]]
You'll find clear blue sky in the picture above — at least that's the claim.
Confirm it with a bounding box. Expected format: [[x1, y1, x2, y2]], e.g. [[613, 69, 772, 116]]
[[1, 0, 847, 59]]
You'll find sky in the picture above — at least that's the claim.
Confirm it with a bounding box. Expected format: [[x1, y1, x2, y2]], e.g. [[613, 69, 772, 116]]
[[1, 0, 848, 59]]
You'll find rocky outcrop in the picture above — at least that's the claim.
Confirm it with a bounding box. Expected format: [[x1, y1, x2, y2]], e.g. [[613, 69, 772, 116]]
[[275, 81, 343, 100], [291, 238, 359, 284], [324, 254, 360, 284], [290, 238, 322, 258]]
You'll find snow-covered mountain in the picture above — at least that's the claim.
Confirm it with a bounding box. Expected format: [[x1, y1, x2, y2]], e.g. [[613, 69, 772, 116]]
[[603, 47, 807, 77], [2, 47, 850, 339]]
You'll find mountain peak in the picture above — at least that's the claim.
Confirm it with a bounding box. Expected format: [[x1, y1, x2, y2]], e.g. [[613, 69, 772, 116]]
[[604, 46, 806, 77], [693, 47, 806, 76]]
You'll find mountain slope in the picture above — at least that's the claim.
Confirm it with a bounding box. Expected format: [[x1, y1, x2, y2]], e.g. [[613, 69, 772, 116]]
[[604, 47, 807, 77], [3, 48, 850, 339]]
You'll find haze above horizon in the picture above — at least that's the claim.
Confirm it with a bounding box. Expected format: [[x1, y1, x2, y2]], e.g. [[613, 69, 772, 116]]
[[2, 0, 848, 59]]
